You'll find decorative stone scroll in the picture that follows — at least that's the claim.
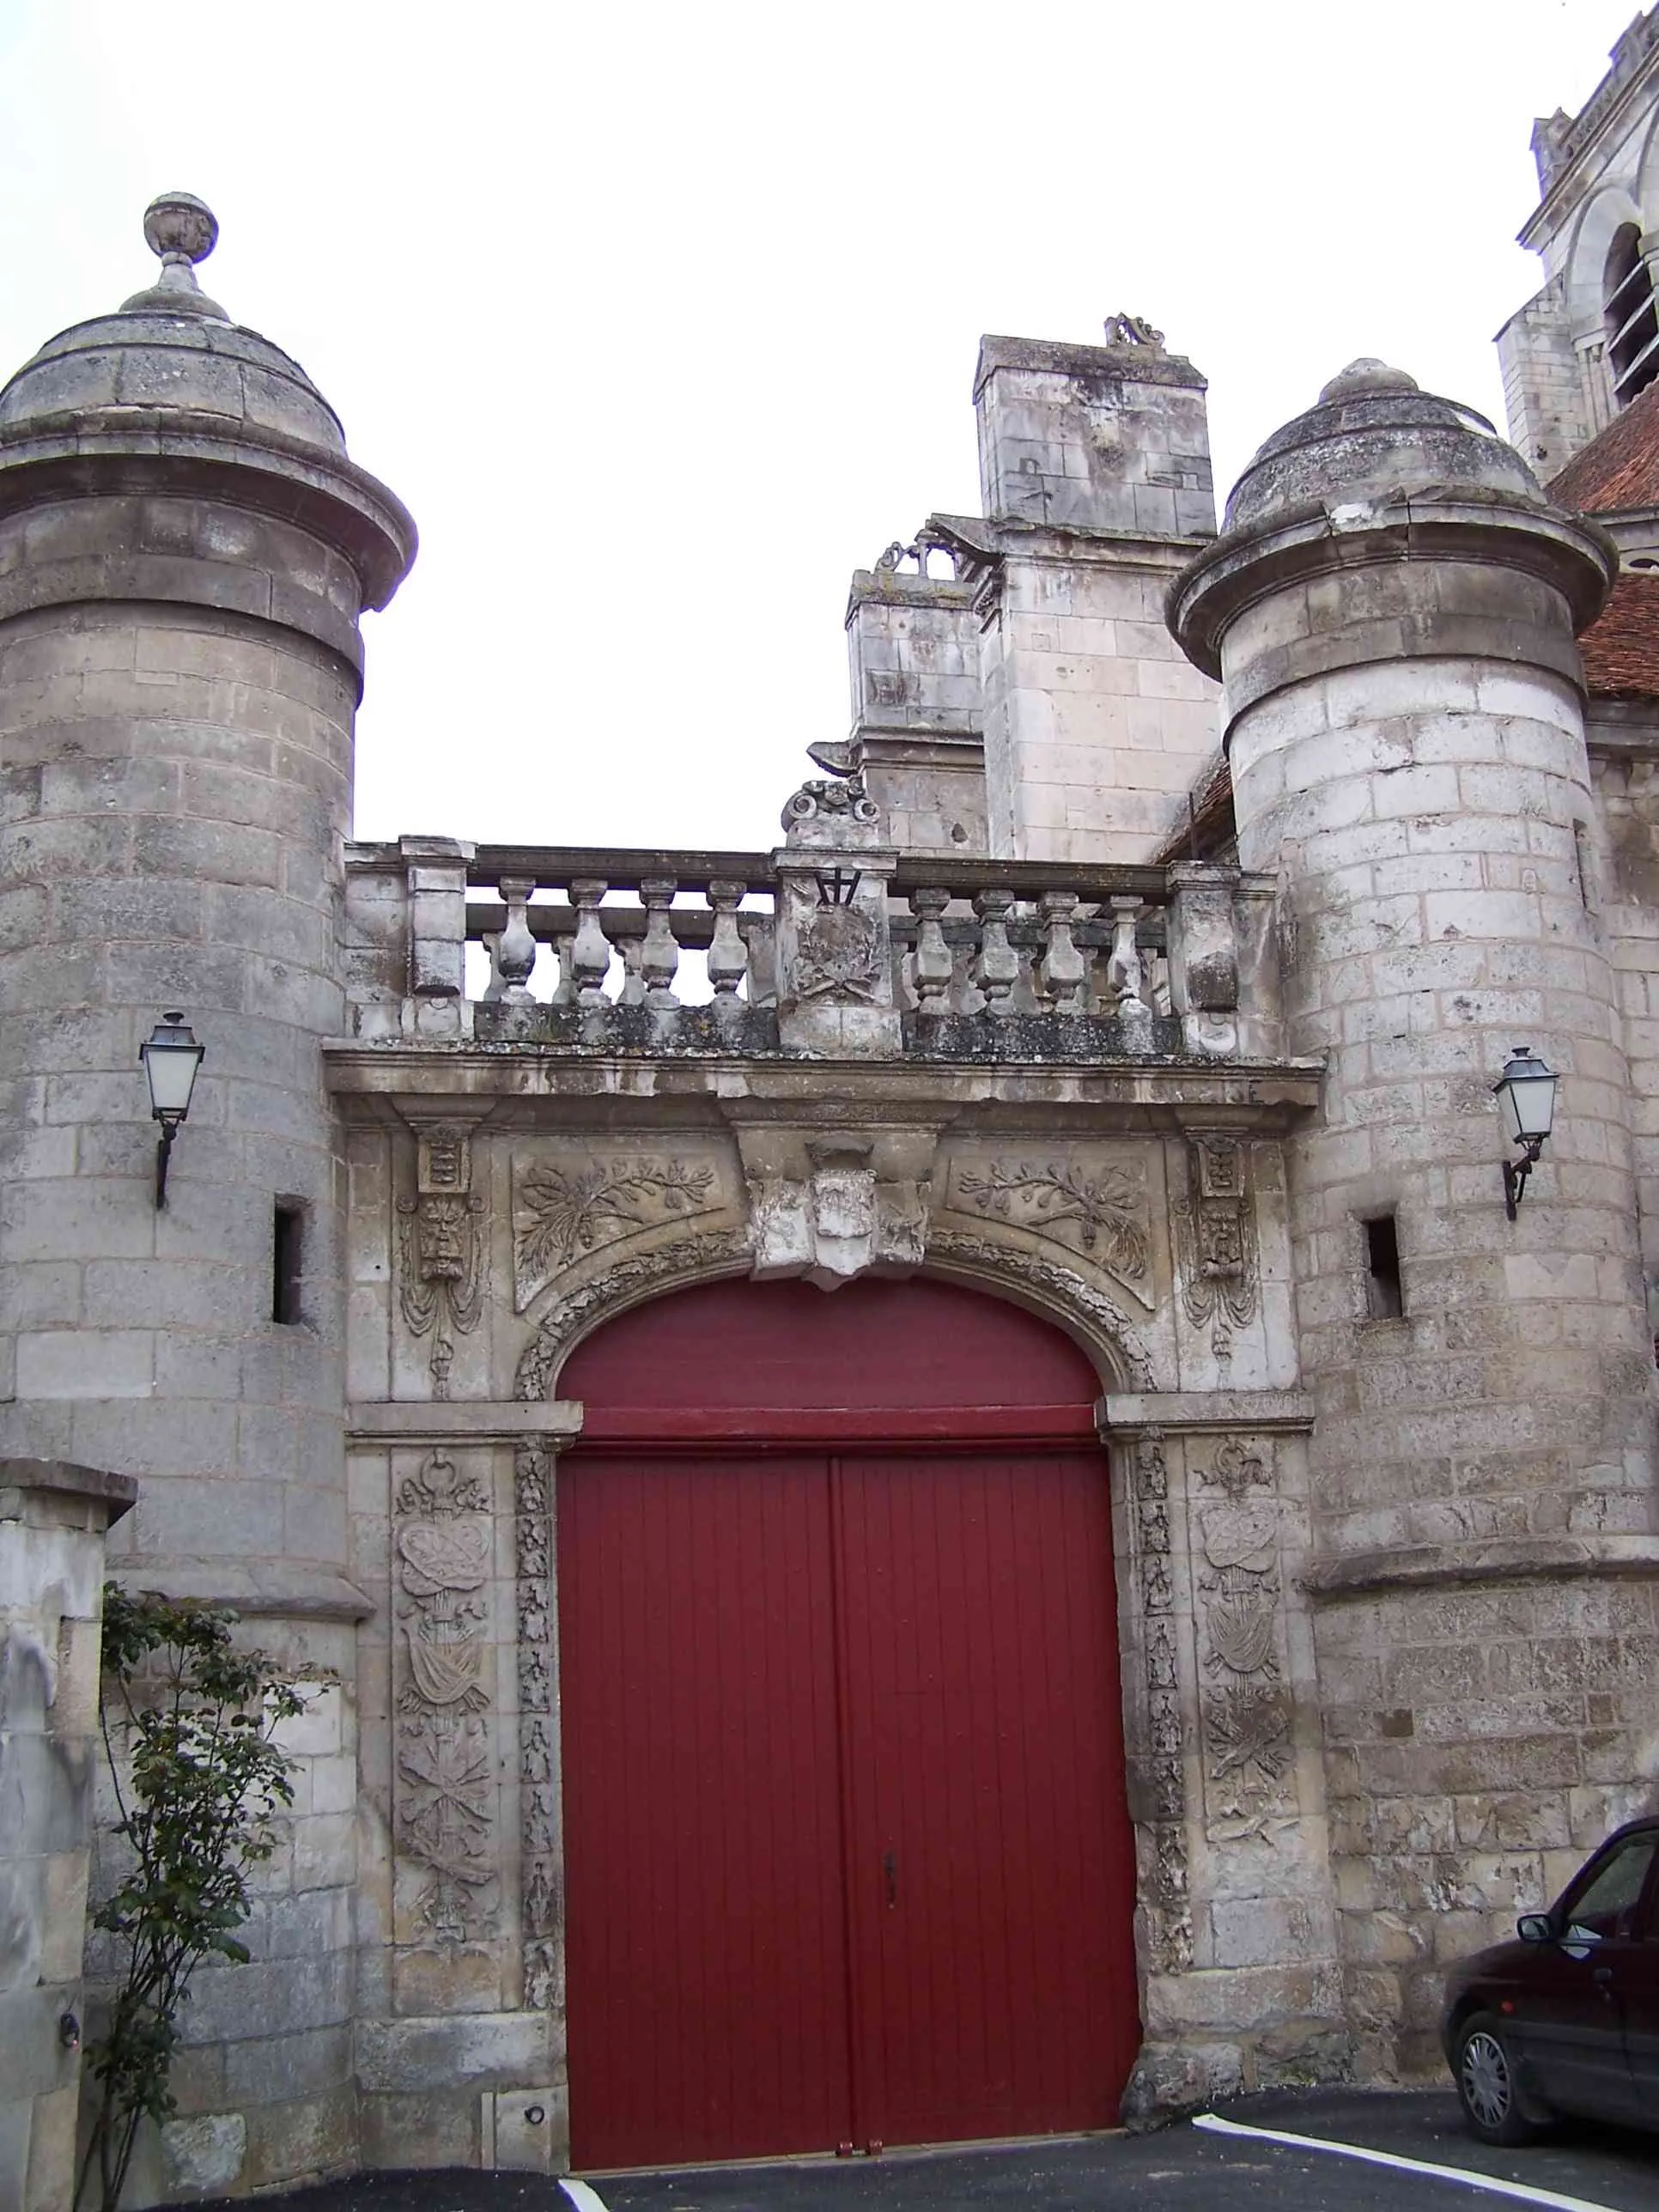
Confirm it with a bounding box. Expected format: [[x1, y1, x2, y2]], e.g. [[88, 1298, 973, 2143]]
[[948, 1153, 1152, 1301], [397, 1121, 486, 1400], [1191, 1436, 1291, 1836], [514, 1438, 561, 2013], [513, 1152, 724, 1312], [392, 1450, 497, 1942], [1133, 1433, 1191, 1972], [1172, 1136, 1258, 1364]]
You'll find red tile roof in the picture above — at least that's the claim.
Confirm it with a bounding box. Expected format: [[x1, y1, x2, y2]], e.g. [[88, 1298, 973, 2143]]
[[1547, 379, 1659, 513], [1579, 572, 1659, 700]]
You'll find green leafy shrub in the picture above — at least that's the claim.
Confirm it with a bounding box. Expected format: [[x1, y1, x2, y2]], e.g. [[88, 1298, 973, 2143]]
[[77, 1587, 314, 2212]]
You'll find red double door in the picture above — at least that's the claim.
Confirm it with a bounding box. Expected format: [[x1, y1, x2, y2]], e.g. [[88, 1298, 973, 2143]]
[[557, 1279, 1139, 2172]]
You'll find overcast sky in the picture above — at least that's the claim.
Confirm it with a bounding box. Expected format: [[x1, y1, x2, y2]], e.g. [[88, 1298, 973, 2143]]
[[0, 1, 1644, 853]]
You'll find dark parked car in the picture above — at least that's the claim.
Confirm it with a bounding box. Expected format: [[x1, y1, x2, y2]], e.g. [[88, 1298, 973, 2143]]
[[1442, 1815, 1659, 2143]]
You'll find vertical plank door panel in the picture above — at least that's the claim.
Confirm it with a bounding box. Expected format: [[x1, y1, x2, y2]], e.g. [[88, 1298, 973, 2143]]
[[557, 1278, 1139, 2169], [838, 1449, 1141, 2146], [558, 1452, 854, 2169]]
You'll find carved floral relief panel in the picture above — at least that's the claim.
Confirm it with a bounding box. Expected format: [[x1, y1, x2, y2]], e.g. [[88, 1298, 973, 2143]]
[[511, 1146, 736, 1313], [939, 1145, 1162, 1311]]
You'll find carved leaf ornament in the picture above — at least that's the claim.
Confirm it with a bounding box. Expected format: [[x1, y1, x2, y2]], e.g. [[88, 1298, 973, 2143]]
[[514, 1157, 718, 1308], [956, 1159, 1151, 1287]]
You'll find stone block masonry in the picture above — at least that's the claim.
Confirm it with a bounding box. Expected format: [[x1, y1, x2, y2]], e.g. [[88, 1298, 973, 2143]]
[[0, 1460, 135, 2212], [1173, 356, 1659, 2077]]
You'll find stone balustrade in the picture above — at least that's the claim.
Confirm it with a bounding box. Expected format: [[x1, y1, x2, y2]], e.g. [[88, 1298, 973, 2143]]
[[343, 836, 1283, 1060]]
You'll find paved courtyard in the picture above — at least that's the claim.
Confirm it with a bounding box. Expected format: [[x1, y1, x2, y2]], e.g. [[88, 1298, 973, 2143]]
[[194, 2091, 1659, 2212]]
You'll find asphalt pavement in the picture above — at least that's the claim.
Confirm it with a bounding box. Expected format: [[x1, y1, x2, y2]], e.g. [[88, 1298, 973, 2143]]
[[193, 2091, 1659, 2212]]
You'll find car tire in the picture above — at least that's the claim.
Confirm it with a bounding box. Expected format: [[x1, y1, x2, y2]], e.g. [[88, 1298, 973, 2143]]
[[1453, 2012, 1544, 2146]]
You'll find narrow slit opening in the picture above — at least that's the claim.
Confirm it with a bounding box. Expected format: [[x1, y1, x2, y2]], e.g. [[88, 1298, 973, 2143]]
[[1364, 1213, 1403, 1321], [273, 1200, 305, 1326]]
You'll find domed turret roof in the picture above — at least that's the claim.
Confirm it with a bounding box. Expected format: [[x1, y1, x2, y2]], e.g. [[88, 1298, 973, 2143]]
[[1221, 359, 1544, 534], [0, 191, 346, 454], [0, 193, 415, 611]]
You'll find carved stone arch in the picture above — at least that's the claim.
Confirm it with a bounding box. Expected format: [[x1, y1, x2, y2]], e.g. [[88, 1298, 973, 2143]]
[[922, 1229, 1161, 1395], [514, 1228, 752, 1401], [1566, 182, 1646, 329], [514, 1227, 1164, 1407], [1636, 106, 1659, 224]]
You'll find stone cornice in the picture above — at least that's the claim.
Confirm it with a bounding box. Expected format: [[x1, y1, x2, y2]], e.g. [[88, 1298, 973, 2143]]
[[322, 1042, 1324, 1130], [1099, 1390, 1315, 1437], [1304, 1531, 1659, 1599], [348, 1400, 584, 1444], [0, 406, 416, 610], [1170, 494, 1617, 684]]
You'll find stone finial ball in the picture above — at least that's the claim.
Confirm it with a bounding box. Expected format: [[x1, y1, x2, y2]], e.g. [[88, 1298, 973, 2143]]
[[142, 191, 218, 265], [1316, 358, 1420, 405]]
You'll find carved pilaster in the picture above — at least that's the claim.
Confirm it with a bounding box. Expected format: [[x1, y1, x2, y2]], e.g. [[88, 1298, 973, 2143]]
[[514, 1437, 562, 2014], [1191, 1436, 1293, 1838], [392, 1449, 497, 1944], [1133, 1431, 1191, 1972]]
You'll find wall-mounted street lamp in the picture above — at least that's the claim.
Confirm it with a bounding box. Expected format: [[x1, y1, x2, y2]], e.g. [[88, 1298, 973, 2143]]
[[139, 1012, 204, 1207], [1493, 1044, 1558, 1221]]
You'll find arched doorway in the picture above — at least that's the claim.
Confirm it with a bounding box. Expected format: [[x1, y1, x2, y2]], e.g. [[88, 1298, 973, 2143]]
[[556, 1276, 1140, 2171]]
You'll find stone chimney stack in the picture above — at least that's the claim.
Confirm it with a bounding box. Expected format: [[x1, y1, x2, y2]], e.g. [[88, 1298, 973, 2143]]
[[0, 194, 415, 2194], [970, 318, 1220, 862], [1170, 361, 1659, 2078]]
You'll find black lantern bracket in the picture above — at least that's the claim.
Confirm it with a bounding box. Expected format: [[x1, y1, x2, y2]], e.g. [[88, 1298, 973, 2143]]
[[139, 1012, 205, 1209], [1502, 1139, 1546, 1222]]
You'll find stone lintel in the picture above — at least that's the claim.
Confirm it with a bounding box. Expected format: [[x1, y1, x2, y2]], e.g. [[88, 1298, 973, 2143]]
[[348, 1400, 584, 1443], [1101, 1390, 1316, 1438], [0, 1456, 137, 1527], [1305, 1530, 1659, 1598]]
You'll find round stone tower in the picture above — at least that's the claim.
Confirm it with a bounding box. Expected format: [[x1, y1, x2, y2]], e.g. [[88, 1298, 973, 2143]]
[[0, 197, 414, 2192], [1170, 363, 1659, 2079]]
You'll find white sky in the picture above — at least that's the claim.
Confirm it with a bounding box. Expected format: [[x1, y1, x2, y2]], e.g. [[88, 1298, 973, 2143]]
[[0, 1, 1644, 853]]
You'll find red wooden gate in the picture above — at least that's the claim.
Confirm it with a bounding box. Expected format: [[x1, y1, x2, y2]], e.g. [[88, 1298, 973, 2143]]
[[556, 1279, 1139, 2171]]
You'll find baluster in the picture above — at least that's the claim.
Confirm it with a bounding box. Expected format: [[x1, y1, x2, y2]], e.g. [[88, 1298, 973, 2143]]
[[548, 936, 575, 1009], [495, 875, 538, 1002], [707, 880, 749, 996], [639, 877, 680, 1008], [617, 934, 647, 1007], [1036, 890, 1087, 1015], [911, 887, 953, 1017], [568, 878, 611, 1006], [1109, 896, 1146, 1015], [479, 933, 504, 1003], [972, 890, 1019, 1018]]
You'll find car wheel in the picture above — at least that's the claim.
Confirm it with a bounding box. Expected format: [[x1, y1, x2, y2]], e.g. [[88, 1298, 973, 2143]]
[[1454, 2012, 1543, 2146]]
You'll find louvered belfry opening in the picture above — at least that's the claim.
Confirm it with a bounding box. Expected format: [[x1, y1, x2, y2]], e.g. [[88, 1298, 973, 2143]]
[[555, 1275, 1141, 2172], [1607, 222, 1659, 407]]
